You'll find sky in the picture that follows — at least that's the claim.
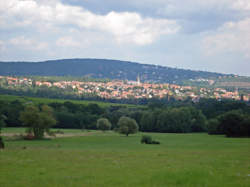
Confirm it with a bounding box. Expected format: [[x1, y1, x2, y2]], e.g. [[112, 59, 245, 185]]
[[0, 0, 250, 76]]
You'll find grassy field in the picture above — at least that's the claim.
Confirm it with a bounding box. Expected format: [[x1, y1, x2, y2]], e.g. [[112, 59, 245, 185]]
[[0, 94, 133, 107], [0, 128, 250, 187]]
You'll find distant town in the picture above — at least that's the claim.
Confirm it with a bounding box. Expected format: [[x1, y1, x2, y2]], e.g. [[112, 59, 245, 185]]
[[0, 76, 249, 102]]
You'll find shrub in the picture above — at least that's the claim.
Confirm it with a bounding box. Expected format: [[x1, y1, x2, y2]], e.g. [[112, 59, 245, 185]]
[[151, 140, 160, 144], [141, 135, 152, 144], [141, 135, 160, 144]]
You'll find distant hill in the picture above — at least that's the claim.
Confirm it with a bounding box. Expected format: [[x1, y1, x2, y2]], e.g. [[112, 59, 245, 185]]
[[0, 58, 227, 83]]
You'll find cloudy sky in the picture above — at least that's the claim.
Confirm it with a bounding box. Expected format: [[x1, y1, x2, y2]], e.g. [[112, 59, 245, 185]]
[[0, 0, 250, 76]]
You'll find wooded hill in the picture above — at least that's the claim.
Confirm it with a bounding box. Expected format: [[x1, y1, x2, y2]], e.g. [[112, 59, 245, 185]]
[[0, 58, 226, 84]]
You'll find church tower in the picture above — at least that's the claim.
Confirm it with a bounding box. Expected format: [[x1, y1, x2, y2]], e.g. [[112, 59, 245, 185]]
[[136, 74, 141, 85]]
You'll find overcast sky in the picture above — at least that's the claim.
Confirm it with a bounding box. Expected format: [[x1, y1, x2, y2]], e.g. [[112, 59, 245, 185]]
[[0, 0, 250, 76]]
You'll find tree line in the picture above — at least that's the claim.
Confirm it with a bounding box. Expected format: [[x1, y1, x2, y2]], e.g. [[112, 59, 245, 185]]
[[0, 97, 249, 138]]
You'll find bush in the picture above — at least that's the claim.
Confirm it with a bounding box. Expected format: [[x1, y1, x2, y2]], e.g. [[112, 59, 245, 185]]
[[141, 135, 160, 144], [151, 140, 160, 144], [141, 135, 152, 144]]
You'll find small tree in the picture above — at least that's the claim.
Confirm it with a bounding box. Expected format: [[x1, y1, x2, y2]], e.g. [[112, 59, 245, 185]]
[[117, 116, 138, 136], [19, 105, 56, 139], [97, 118, 111, 132]]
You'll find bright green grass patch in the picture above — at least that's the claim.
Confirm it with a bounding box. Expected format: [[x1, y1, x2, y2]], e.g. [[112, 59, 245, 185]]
[[0, 94, 133, 107], [0, 131, 250, 187]]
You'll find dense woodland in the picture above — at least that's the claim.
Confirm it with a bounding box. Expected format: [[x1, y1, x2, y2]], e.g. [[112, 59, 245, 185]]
[[0, 97, 249, 137]]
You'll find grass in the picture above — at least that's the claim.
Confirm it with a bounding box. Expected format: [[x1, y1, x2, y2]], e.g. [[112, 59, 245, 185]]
[[0, 128, 250, 187], [0, 94, 134, 108]]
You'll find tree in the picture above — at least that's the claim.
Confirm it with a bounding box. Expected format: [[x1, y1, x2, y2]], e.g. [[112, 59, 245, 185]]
[[218, 110, 249, 137], [189, 108, 207, 132], [19, 105, 56, 139], [140, 111, 157, 132], [156, 107, 193, 133], [0, 137, 4, 149], [0, 114, 6, 134], [207, 118, 221, 135], [96, 118, 111, 132], [117, 116, 138, 136]]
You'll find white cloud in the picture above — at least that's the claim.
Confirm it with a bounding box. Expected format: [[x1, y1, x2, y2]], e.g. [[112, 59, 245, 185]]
[[202, 18, 250, 58], [9, 36, 48, 51], [233, 0, 250, 10], [0, 40, 6, 52], [157, 0, 250, 18], [0, 0, 179, 45], [56, 36, 81, 47]]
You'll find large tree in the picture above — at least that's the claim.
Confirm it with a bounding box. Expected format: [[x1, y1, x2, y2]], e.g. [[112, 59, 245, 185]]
[[117, 116, 138, 136], [20, 105, 56, 139]]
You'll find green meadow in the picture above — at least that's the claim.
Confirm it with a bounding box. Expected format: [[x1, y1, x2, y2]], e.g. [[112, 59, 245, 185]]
[[0, 128, 250, 187], [0, 94, 132, 107]]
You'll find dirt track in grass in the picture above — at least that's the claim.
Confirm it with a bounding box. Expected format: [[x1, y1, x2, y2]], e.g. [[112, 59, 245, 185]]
[[1, 131, 98, 138]]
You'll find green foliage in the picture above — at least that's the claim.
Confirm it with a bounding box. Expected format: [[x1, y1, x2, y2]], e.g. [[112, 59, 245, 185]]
[[19, 105, 56, 139], [217, 110, 250, 137], [1, 94, 250, 135], [207, 110, 250, 137], [0, 94, 128, 108], [141, 107, 208, 133], [117, 116, 139, 136], [0, 136, 4, 149], [96, 118, 111, 131], [0, 114, 6, 134], [140, 110, 159, 132], [141, 135, 152, 144], [189, 108, 207, 132], [196, 98, 248, 119], [207, 118, 221, 135], [1, 100, 24, 127], [157, 107, 193, 133]]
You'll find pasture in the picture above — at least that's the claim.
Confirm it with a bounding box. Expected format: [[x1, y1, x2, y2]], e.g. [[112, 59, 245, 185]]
[[0, 128, 250, 187]]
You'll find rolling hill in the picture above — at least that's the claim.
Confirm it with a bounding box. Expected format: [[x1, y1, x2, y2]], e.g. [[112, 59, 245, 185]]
[[0, 58, 227, 83]]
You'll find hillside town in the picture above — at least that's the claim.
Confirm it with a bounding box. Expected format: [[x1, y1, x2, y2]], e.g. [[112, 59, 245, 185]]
[[0, 76, 249, 102]]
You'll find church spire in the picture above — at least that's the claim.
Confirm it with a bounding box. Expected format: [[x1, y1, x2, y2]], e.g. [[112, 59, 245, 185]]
[[136, 74, 140, 85]]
